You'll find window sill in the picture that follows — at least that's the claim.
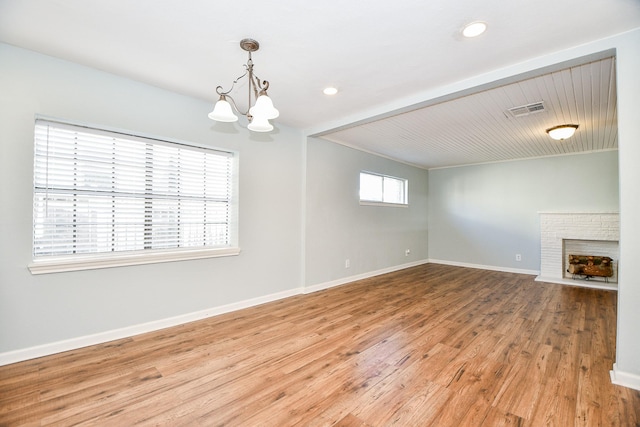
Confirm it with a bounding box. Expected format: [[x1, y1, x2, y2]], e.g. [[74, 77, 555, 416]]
[[359, 201, 409, 208], [28, 247, 241, 275]]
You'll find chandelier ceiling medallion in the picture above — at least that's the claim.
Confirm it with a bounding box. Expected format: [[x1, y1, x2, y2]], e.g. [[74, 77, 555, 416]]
[[208, 38, 279, 132]]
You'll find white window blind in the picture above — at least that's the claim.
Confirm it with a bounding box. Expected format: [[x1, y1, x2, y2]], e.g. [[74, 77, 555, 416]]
[[359, 171, 408, 205], [33, 120, 235, 260]]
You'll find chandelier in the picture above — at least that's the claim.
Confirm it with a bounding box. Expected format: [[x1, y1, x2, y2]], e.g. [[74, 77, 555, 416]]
[[208, 38, 279, 132]]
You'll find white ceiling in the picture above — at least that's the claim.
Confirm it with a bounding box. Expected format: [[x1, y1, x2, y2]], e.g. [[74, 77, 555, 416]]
[[1, 0, 639, 168], [321, 56, 619, 169]]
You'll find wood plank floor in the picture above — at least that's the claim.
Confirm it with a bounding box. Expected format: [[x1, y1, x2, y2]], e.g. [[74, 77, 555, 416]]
[[1, 264, 639, 426]]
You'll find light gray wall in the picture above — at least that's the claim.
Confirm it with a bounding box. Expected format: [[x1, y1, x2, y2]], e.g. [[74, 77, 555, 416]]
[[2, 28, 639, 383], [428, 151, 619, 271], [305, 137, 429, 286], [0, 43, 303, 353]]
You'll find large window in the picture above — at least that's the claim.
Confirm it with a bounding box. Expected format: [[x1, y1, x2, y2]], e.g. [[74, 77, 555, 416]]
[[359, 171, 408, 205], [30, 119, 238, 273]]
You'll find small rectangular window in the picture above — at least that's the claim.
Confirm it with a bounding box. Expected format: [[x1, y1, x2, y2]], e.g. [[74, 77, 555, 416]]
[[30, 119, 238, 273], [359, 171, 408, 205]]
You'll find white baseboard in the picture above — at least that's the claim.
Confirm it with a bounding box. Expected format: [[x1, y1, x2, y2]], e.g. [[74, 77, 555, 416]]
[[302, 259, 430, 294], [0, 287, 302, 367], [4, 259, 588, 367], [0, 260, 430, 366], [610, 363, 640, 391], [428, 259, 539, 276]]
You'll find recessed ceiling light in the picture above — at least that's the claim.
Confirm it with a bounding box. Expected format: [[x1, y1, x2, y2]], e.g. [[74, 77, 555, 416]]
[[462, 21, 487, 38], [323, 87, 338, 96]]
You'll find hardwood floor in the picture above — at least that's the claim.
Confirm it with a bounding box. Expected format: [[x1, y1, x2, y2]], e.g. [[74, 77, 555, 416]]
[[1, 264, 639, 426]]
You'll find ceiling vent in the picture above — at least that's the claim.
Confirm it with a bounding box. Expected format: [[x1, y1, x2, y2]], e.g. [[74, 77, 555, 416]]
[[507, 101, 545, 118]]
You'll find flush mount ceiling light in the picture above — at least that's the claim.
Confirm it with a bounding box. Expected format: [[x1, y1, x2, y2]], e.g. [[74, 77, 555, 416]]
[[208, 38, 279, 132], [546, 124, 579, 141], [462, 21, 487, 38], [323, 86, 338, 96]]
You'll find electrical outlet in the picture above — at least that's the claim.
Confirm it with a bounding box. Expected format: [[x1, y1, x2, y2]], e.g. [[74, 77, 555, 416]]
[[515, 254, 522, 261], [345, 259, 350, 268], [405, 249, 411, 257]]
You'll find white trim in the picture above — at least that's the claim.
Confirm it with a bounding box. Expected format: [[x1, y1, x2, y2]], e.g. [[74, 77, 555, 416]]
[[359, 201, 408, 208], [537, 210, 619, 215], [535, 275, 617, 291], [427, 148, 619, 171], [303, 259, 429, 294], [2, 260, 432, 366], [0, 286, 301, 367], [428, 259, 539, 276], [2, 260, 430, 366], [2, 258, 619, 367], [610, 363, 640, 391], [28, 247, 241, 274]]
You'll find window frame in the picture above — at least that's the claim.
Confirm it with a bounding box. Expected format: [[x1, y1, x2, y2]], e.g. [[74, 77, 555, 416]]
[[359, 171, 409, 207], [29, 117, 240, 274]]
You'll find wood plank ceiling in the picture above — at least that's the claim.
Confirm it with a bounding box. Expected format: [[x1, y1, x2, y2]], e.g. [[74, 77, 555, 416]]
[[319, 57, 617, 169]]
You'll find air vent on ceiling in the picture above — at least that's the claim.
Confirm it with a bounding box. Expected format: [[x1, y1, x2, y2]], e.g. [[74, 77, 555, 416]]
[[507, 101, 545, 118]]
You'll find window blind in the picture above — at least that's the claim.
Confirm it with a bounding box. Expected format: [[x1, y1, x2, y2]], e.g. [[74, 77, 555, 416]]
[[33, 120, 234, 258]]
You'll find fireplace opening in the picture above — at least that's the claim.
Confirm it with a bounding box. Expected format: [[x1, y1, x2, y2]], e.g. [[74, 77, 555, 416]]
[[563, 239, 619, 284]]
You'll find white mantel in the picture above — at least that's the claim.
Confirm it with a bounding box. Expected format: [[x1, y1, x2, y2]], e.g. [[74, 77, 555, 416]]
[[536, 212, 619, 290]]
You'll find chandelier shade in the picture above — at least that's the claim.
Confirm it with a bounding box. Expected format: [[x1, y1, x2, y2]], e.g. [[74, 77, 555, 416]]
[[546, 124, 579, 140], [208, 96, 238, 122], [247, 115, 274, 133], [208, 38, 277, 132], [249, 95, 279, 120]]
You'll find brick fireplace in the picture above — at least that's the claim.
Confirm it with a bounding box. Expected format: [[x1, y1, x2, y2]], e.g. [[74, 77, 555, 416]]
[[537, 212, 619, 289]]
